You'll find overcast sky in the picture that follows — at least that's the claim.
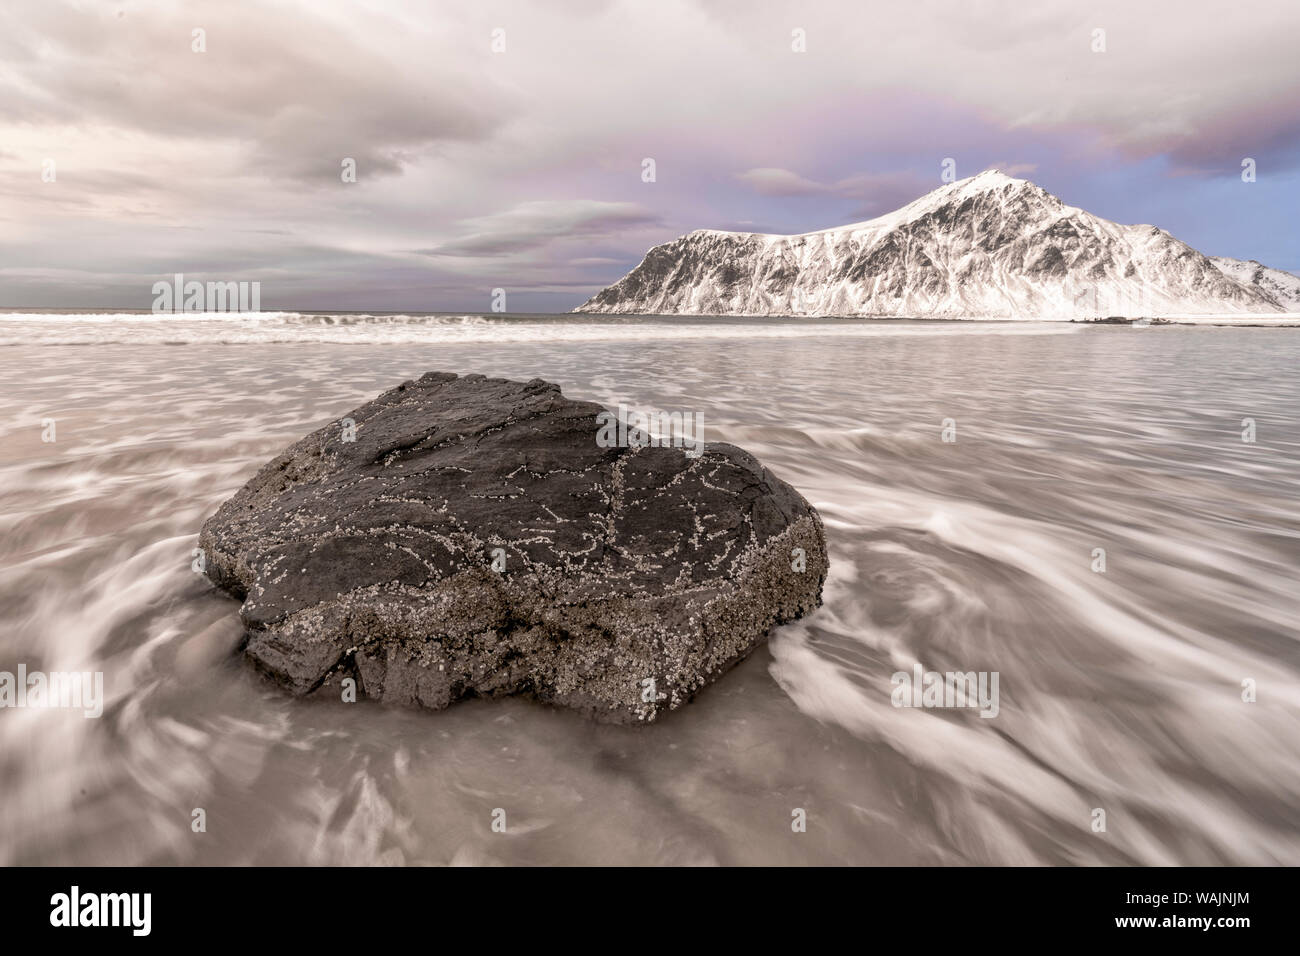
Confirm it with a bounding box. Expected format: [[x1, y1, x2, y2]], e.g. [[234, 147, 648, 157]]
[[1, 0, 1297, 312]]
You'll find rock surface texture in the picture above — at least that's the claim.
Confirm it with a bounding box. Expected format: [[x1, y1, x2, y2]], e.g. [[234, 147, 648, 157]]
[[200, 372, 827, 723]]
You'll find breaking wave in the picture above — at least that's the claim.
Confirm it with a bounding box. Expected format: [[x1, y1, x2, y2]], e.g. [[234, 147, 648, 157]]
[[0, 310, 1085, 347]]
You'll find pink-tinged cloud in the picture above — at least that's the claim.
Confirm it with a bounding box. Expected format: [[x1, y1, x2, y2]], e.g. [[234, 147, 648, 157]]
[[0, 0, 1296, 309]]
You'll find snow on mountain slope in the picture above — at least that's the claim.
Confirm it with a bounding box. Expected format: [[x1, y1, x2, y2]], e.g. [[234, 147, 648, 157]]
[[1209, 256, 1300, 310], [577, 170, 1286, 319]]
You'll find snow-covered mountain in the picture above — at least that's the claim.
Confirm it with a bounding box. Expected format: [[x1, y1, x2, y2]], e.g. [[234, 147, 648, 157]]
[[1208, 256, 1300, 311], [577, 170, 1297, 319]]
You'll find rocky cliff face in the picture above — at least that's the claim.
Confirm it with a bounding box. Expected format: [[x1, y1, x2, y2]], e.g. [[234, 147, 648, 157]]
[[578, 171, 1295, 318], [1209, 256, 1300, 310]]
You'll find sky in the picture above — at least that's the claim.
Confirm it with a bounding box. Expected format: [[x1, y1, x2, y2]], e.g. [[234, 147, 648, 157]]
[[1, 0, 1297, 312]]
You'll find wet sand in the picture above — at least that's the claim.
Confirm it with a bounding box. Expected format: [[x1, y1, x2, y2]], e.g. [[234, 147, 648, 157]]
[[1, 315, 1297, 865]]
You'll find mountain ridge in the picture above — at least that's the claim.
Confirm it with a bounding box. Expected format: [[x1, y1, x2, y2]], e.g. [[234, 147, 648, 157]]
[[577, 171, 1299, 318]]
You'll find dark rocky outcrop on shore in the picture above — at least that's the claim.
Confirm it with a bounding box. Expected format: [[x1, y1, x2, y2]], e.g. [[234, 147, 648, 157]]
[[199, 372, 827, 723]]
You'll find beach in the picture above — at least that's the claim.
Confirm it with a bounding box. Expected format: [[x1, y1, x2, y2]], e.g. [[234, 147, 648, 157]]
[[1, 313, 1297, 865]]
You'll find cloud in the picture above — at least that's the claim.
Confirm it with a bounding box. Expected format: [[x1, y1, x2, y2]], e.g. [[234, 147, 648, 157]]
[[422, 201, 661, 258], [986, 162, 1039, 177], [737, 167, 935, 223], [1, 0, 1297, 308], [735, 168, 833, 196], [0, 0, 512, 182]]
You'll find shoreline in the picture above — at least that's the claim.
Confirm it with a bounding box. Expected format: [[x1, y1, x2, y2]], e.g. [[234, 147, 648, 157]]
[[3, 307, 1299, 327]]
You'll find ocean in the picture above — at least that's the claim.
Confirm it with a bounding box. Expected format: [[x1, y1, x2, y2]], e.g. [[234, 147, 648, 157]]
[[1, 311, 1297, 865]]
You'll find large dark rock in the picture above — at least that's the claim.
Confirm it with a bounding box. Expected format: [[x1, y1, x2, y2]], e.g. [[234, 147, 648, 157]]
[[199, 372, 827, 723]]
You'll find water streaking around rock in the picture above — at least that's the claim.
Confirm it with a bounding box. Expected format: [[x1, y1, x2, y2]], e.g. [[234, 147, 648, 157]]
[[200, 371, 826, 723], [1, 318, 1297, 865]]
